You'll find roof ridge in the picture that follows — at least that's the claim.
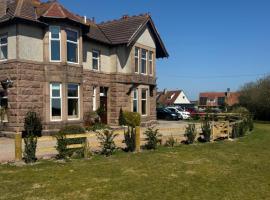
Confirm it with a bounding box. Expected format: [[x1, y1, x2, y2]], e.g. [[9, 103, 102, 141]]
[[99, 13, 149, 25]]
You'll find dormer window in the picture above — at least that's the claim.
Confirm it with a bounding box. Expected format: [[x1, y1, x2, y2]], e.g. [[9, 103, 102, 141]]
[[49, 26, 61, 62], [92, 50, 100, 70], [66, 29, 79, 64], [0, 35, 8, 61]]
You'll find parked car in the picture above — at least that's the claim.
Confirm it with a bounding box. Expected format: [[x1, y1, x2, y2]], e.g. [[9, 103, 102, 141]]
[[166, 107, 191, 120], [186, 108, 206, 118], [156, 108, 179, 120]]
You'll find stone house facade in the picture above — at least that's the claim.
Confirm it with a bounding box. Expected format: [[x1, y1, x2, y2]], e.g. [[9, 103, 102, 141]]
[[0, 0, 168, 133]]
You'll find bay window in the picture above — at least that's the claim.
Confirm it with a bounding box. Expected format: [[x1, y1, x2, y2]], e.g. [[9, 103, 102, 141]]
[[133, 88, 138, 113], [49, 26, 61, 61], [92, 50, 100, 70], [141, 49, 147, 74], [135, 47, 139, 73], [66, 29, 78, 63], [141, 89, 147, 116], [50, 83, 62, 121], [0, 35, 8, 61], [149, 51, 153, 75], [68, 84, 79, 119]]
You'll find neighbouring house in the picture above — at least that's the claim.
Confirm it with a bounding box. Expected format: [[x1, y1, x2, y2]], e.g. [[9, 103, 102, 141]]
[[0, 0, 168, 133], [199, 90, 240, 108], [157, 90, 190, 107]]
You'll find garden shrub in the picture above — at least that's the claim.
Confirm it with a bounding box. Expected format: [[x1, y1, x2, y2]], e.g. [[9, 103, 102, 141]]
[[86, 123, 110, 132], [184, 124, 197, 144], [201, 119, 212, 142], [144, 128, 161, 150], [96, 130, 118, 156], [123, 126, 136, 152], [165, 135, 177, 147], [84, 111, 100, 126], [23, 111, 42, 163], [55, 125, 86, 159]]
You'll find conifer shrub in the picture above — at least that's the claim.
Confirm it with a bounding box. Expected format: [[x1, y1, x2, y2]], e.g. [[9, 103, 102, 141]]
[[96, 130, 118, 156], [23, 111, 42, 163], [144, 128, 161, 150], [184, 124, 197, 144]]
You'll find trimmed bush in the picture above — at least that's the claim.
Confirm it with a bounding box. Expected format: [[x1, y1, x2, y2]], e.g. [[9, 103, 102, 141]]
[[23, 111, 42, 163], [96, 130, 118, 156], [185, 124, 197, 144], [144, 128, 161, 150], [86, 123, 110, 132], [122, 111, 141, 128], [56, 125, 86, 159]]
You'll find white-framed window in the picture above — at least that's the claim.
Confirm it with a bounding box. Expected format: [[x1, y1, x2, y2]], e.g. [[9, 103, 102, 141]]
[[50, 83, 62, 121], [66, 29, 79, 64], [135, 47, 139, 73], [141, 49, 147, 74], [141, 89, 147, 116], [92, 50, 100, 70], [133, 88, 138, 113], [149, 51, 153, 75], [0, 35, 8, 61], [92, 86, 97, 111], [49, 26, 61, 62], [68, 84, 80, 119]]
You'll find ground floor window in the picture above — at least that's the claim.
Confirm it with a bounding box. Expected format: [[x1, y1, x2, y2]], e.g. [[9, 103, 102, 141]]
[[68, 84, 79, 119], [0, 91, 8, 122], [141, 89, 148, 116], [133, 88, 138, 112], [50, 83, 62, 121], [92, 86, 97, 111]]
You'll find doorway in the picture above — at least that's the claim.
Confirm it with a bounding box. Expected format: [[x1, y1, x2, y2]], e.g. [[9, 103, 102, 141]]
[[99, 87, 108, 124]]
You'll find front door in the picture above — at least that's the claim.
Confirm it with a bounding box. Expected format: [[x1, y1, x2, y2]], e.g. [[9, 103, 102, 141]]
[[100, 87, 108, 124]]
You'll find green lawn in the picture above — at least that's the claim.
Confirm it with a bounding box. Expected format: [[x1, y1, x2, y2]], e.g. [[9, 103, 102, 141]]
[[1, 123, 270, 200]]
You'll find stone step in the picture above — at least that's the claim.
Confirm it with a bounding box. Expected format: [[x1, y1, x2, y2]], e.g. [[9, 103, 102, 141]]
[[0, 131, 18, 139]]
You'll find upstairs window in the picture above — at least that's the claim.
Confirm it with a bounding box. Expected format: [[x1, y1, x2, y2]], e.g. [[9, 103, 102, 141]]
[[141, 89, 147, 116], [149, 51, 153, 75], [133, 88, 138, 113], [92, 50, 100, 70], [135, 47, 139, 73], [141, 49, 147, 74], [0, 35, 8, 61], [50, 83, 62, 121], [66, 29, 78, 63], [49, 26, 61, 62], [68, 84, 80, 119]]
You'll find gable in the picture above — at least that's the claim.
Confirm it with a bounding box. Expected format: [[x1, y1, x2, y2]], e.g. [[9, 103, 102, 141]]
[[136, 27, 156, 49], [174, 91, 190, 104]]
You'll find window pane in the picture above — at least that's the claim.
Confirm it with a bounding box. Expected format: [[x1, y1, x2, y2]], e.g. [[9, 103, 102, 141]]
[[0, 37, 7, 44], [51, 27, 60, 39], [67, 42, 78, 63], [135, 57, 139, 73], [133, 100, 138, 112], [68, 84, 78, 97], [141, 60, 146, 74], [68, 99, 79, 117], [149, 61, 153, 74], [142, 100, 146, 115], [135, 47, 139, 57], [52, 99, 61, 117], [142, 49, 147, 59], [93, 59, 98, 70], [149, 51, 153, 60], [0, 46, 7, 60], [142, 90, 147, 99], [93, 51, 99, 58], [51, 40, 60, 61], [66, 30, 78, 42]]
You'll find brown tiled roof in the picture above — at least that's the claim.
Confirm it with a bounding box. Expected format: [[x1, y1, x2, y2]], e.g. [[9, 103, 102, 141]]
[[200, 92, 226, 99], [227, 92, 240, 106], [199, 92, 240, 107], [157, 90, 182, 106]]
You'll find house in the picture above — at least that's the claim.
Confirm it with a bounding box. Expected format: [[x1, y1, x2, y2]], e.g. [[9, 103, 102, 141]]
[[157, 90, 190, 107], [0, 0, 169, 133], [199, 90, 240, 108]]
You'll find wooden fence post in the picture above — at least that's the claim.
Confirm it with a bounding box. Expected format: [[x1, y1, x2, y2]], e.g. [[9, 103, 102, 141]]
[[15, 133, 22, 161], [135, 126, 141, 152]]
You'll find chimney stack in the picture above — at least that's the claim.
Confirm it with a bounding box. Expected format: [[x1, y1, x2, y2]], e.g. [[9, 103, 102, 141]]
[[122, 14, 129, 19], [0, 0, 7, 17]]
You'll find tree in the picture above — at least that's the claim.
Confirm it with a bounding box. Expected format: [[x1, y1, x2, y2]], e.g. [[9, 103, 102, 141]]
[[239, 75, 270, 121]]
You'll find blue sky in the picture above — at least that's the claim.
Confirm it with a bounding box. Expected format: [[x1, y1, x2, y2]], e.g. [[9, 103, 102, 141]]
[[60, 0, 270, 100]]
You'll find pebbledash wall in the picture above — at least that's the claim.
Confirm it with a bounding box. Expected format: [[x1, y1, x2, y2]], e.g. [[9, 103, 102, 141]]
[[0, 22, 158, 133]]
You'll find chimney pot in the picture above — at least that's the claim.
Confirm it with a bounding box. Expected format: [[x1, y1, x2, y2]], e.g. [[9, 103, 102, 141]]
[[122, 14, 129, 19]]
